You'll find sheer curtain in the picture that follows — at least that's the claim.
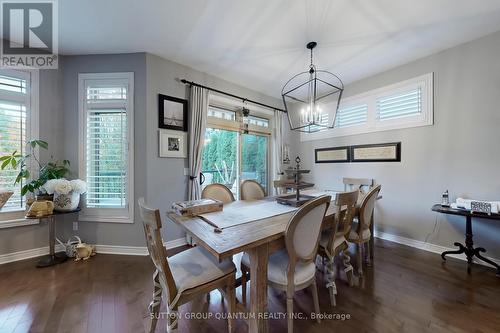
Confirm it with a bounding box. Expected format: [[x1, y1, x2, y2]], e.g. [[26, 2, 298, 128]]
[[188, 86, 209, 200], [273, 110, 284, 192]]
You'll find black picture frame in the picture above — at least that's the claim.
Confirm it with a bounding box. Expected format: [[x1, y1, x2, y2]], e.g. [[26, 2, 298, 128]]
[[158, 94, 188, 132], [314, 146, 350, 163], [350, 142, 401, 162]]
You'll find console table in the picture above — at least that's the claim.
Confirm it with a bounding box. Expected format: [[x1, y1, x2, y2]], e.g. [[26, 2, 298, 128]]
[[432, 204, 500, 276], [27, 208, 81, 268]]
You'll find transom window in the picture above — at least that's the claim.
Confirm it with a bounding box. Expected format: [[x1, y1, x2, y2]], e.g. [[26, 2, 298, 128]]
[[302, 73, 433, 141]]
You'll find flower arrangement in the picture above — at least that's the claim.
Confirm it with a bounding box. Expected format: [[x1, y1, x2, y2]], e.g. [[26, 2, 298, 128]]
[[43, 179, 87, 195], [42, 179, 87, 212]]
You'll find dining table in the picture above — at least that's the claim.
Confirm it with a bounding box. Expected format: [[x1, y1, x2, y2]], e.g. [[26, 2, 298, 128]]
[[167, 189, 371, 333]]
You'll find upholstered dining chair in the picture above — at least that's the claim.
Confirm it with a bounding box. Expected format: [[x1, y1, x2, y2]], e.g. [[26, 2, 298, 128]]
[[343, 177, 374, 204], [241, 195, 331, 333], [347, 185, 382, 278], [273, 179, 291, 195], [240, 179, 266, 200], [138, 198, 236, 332], [316, 190, 358, 307], [201, 183, 235, 203]]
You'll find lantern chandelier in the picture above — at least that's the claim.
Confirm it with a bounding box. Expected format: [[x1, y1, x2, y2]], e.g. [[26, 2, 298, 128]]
[[281, 41, 344, 133]]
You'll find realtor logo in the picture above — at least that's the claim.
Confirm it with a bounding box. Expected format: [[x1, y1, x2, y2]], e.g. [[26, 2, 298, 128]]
[[1, 0, 58, 68]]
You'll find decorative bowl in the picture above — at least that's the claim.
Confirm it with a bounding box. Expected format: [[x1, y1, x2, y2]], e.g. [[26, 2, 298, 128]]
[[0, 191, 14, 210]]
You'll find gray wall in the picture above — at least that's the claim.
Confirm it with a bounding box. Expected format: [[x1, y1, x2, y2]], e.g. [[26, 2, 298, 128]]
[[298, 31, 500, 259]]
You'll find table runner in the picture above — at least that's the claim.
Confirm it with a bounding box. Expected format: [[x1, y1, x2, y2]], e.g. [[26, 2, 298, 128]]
[[198, 200, 298, 230]]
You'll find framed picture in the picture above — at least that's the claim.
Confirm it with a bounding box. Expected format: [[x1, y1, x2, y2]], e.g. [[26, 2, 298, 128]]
[[159, 94, 188, 131], [350, 142, 401, 162], [159, 129, 187, 158], [315, 146, 350, 163]]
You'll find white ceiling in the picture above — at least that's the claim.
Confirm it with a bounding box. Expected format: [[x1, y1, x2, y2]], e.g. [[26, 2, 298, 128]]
[[59, 0, 500, 98]]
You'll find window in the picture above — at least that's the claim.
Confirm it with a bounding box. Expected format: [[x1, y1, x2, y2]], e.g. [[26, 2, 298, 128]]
[[301, 73, 433, 141], [202, 105, 271, 198], [0, 69, 37, 220], [78, 73, 134, 223]]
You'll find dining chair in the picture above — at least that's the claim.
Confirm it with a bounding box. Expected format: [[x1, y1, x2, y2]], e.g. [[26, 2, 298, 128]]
[[273, 179, 293, 195], [138, 198, 237, 332], [343, 177, 374, 204], [316, 190, 358, 307], [241, 179, 266, 200], [241, 195, 331, 333], [347, 185, 382, 278], [201, 183, 235, 203]]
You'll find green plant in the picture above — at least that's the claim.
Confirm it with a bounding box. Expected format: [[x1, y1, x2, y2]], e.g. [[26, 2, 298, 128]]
[[0, 140, 70, 196]]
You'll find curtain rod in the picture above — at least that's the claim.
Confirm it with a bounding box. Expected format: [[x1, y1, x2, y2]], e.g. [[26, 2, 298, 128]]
[[180, 79, 287, 113]]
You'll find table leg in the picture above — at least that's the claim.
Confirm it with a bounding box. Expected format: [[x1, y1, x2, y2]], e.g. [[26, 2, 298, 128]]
[[369, 214, 374, 262], [248, 243, 269, 333], [37, 216, 67, 268]]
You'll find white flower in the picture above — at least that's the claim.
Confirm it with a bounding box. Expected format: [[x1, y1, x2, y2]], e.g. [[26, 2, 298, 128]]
[[70, 179, 87, 194], [54, 179, 72, 195], [42, 179, 60, 194]]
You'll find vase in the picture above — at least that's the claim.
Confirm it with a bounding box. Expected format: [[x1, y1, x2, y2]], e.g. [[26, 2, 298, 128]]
[[53, 191, 80, 212]]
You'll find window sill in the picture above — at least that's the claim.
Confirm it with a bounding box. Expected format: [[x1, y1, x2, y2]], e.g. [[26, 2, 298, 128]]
[[78, 214, 134, 224], [0, 217, 39, 229]]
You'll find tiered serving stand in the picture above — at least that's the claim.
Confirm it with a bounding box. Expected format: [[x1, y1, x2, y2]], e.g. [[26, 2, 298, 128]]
[[276, 157, 315, 207]]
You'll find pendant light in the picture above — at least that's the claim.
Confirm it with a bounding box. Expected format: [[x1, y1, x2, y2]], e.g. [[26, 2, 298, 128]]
[[281, 42, 344, 133]]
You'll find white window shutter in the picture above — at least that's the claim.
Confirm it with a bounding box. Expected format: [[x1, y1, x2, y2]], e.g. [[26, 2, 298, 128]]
[[376, 88, 422, 121]]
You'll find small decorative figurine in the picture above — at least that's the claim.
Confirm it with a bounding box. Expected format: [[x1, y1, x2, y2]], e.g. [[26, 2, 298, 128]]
[[74, 243, 96, 261], [26, 200, 54, 218]]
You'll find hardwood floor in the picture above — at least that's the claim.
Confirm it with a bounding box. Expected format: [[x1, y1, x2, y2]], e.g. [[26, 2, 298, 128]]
[[0, 239, 499, 333]]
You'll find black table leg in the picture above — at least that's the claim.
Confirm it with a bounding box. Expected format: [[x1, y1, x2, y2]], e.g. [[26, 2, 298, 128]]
[[474, 248, 500, 276], [441, 215, 499, 276], [37, 216, 67, 268], [441, 242, 466, 261]]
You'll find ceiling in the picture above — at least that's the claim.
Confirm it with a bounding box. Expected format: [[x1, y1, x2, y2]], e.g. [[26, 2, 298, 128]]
[[58, 0, 500, 98]]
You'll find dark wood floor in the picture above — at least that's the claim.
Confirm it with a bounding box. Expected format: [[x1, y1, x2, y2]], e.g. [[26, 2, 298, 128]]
[[0, 239, 499, 333]]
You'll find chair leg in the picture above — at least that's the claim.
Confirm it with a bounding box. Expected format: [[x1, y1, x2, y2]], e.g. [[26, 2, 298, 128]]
[[227, 275, 236, 333], [311, 279, 321, 324], [286, 293, 294, 333], [365, 242, 372, 266], [356, 243, 364, 278], [342, 248, 354, 287], [167, 304, 178, 332], [325, 256, 337, 307], [149, 270, 162, 333], [241, 266, 247, 306]]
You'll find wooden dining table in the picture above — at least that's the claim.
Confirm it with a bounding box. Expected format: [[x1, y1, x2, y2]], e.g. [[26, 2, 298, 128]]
[[167, 191, 344, 333]]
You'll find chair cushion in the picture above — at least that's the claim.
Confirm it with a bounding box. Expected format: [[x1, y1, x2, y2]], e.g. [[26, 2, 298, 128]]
[[169, 246, 235, 293], [319, 231, 347, 251], [241, 250, 316, 286], [347, 222, 371, 241]]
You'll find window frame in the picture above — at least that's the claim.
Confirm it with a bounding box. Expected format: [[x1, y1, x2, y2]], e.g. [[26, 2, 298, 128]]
[[205, 97, 273, 197], [301, 73, 433, 142], [78, 72, 134, 224], [0, 69, 39, 227]]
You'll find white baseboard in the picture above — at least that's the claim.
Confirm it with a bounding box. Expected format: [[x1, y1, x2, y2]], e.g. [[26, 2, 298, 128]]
[[0, 237, 188, 265], [375, 230, 500, 267]]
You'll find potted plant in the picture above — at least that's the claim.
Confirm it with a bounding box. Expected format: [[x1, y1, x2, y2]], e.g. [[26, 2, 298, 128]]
[[42, 179, 87, 212], [0, 140, 71, 201]]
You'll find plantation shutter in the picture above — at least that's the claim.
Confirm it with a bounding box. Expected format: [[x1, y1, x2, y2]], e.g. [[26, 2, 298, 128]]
[[334, 104, 368, 128], [376, 88, 422, 121], [84, 83, 129, 209], [0, 71, 29, 211]]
